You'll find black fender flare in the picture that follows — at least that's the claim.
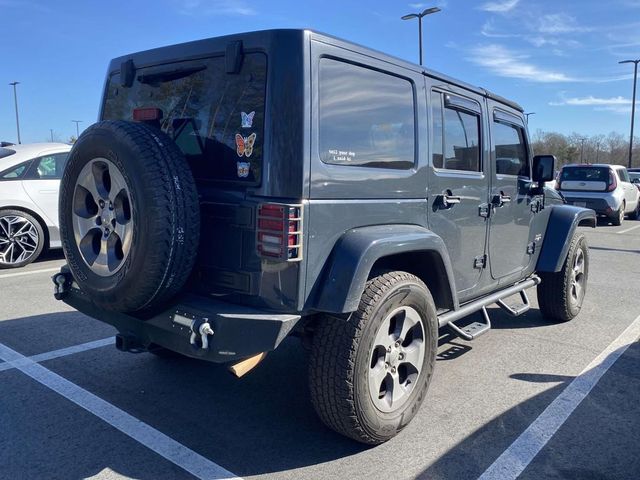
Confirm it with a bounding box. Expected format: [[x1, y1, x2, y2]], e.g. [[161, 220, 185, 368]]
[[536, 205, 596, 273], [314, 225, 458, 313]]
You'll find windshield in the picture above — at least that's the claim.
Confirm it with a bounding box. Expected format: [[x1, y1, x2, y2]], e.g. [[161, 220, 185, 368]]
[[102, 53, 267, 185]]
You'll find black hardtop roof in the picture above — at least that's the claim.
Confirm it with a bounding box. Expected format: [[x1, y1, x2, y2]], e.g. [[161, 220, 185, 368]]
[[109, 28, 523, 113]]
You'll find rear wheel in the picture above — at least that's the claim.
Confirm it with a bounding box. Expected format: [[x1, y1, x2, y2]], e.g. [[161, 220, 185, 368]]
[[0, 209, 45, 268], [629, 201, 640, 220], [537, 233, 589, 322], [612, 202, 625, 226], [59, 120, 200, 313], [309, 271, 437, 444]]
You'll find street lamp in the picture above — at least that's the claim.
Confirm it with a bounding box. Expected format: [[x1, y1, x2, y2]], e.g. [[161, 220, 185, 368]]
[[401, 7, 441, 66], [71, 120, 83, 138], [525, 112, 536, 123], [580, 137, 586, 163], [9, 82, 21, 144], [619, 59, 639, 168]]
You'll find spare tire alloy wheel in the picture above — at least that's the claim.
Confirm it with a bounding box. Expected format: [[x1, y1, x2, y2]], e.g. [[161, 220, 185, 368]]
[[0, 210, 44, 268], [73, 158, 132, 276]]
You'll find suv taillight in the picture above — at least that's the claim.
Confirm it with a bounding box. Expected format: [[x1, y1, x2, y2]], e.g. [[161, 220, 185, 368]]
[[256, 203, 303, 261], [607, 171, 617, 192]]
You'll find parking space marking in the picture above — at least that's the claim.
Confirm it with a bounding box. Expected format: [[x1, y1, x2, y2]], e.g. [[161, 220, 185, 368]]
[[0, 267, 61, 280], [0, 338, 112, 373], [0, 341, 241, 480], [478, 313, 640, 480], [617, 224, 640, 234]]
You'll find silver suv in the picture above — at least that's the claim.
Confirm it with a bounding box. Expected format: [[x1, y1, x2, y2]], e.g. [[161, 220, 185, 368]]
[[558, 164, 640, 225]]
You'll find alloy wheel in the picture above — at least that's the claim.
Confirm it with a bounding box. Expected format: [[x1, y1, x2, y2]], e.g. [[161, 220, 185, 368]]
[[72, 158, 133, 276], [0, 215, 39, 266], [368, 306, 426, 413], [570, 247, 586, 306]]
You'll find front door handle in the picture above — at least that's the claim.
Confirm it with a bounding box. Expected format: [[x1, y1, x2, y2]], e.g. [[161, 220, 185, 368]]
[[492, 192, 511, 207]]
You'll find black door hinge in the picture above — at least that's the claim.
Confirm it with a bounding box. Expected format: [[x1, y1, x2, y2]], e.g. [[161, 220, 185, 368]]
[[474, 254, 487, 269], [530, 197, 543, 213], [526, 242, 536, 254], [479, 203, 491, 218]]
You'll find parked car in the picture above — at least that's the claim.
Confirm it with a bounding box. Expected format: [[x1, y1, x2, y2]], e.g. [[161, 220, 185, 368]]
[[0, 143, 71, 268], [629, 171, 640, 192], [557, 163, 640, 225], [52, 29, 595, 444]]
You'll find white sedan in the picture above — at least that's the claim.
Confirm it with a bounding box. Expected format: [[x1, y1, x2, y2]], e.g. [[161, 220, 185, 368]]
[[0, 142, 72, 268]]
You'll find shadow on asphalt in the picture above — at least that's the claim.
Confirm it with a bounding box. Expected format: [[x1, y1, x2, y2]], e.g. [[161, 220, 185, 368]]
[[34, 248, 65, 264], [418, 342, 640, 480], [3, 310, 636, 479]]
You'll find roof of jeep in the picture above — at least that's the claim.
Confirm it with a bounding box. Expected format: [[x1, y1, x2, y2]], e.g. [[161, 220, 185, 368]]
[[108, 28, 523, 113]]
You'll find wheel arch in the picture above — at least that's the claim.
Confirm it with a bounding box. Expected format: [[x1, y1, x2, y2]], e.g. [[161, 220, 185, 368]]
[[313, 225, 458, 313]]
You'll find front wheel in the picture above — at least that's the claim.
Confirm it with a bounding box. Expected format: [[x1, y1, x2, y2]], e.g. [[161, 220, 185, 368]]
[[309, 271, 437, 444], [537, 233, 589, 322], [0, 209, 45, 268]]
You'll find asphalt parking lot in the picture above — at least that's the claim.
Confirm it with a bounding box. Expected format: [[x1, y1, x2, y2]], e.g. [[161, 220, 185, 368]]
[[1, 223, 639, 480]]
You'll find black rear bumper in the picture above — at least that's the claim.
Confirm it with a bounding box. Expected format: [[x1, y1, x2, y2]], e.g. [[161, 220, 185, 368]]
[[54, 268, 300, 363]]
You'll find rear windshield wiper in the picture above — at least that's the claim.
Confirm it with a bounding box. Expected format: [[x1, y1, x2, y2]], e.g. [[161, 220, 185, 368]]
[[137, 64, 207, 85]]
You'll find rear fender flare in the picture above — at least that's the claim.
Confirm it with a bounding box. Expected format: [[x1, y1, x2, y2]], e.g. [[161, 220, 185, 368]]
[[314, 225, 458, 313]]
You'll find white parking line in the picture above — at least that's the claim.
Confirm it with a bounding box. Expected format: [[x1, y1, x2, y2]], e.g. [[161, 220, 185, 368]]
[[0, 267, 61, 280], [478, 313, 640, 480], [0, 341, 241, 480], [0, 338, 112, 373], [617, 224, 640, 234]]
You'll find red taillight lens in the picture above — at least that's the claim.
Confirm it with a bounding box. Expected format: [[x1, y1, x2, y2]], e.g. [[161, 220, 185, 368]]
[[607, 171, 617, 192], [133, 107, 163, 122], [256, 203, 303, 261]]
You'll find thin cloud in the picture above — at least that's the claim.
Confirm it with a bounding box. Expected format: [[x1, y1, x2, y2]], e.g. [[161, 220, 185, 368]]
[[467, 44, 574, 83], [537, 13, 590, 34], [550, 95, 632, 106], [480, 0, 519, 13], [177, 0, 256, 16]]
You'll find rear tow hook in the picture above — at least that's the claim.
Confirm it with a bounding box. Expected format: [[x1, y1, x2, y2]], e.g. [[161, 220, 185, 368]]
[[172, 315, 214, 350]]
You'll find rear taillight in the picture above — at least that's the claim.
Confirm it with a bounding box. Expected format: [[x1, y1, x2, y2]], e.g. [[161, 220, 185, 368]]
[[607, 171, 617, 192], [256, 203, 303, 261]]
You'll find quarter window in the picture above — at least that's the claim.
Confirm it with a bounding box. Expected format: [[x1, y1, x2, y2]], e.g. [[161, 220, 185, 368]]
[[26, 153, 69, 179], [319, 58, 415, 169], [431, 91, 481, 172], [0, 162, 30, 179], [493, 120, 529, 177]]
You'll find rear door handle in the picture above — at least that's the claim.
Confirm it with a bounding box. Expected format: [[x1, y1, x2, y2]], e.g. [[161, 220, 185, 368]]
[[492, 193, 511, 207], [438, 191, 461, 208]]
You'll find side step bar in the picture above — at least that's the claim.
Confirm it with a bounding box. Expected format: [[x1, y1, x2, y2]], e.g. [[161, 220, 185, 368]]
[[439, 276, 541, 341]]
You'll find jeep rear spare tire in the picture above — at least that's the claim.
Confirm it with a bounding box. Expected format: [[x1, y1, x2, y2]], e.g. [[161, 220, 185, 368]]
[[59, 120, 200, 313]]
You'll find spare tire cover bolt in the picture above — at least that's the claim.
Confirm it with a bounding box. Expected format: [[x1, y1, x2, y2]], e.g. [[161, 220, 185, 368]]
[[109, 202, 114, 210], [99, 200, 105, 208]]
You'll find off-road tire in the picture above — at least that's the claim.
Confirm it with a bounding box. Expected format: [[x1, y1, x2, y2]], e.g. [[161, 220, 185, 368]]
[[612, 202, 625, 226], [59, 120, 200, 313], [308, 271, 437, 444], [0, 209, 45, 268], [537, 233, 589, 322]]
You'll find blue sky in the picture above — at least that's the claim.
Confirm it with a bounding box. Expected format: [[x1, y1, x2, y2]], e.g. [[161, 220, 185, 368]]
[[1, 0, 639, 143]]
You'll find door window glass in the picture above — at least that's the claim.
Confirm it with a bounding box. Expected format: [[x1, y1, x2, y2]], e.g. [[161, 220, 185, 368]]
[[493, 121, 529, 177], [442, 105, 481, 172], [319, 58, 415, 169], [431, 91, 444, 168]]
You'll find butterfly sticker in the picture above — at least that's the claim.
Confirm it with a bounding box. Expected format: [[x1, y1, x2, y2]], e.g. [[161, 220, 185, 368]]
[[235, 133, 257, 157], [240, 111, 255, 128], [237, 161, 250, 178]]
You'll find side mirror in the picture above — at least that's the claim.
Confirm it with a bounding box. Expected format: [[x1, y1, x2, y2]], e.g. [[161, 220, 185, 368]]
[[532, 155, 556, 183]]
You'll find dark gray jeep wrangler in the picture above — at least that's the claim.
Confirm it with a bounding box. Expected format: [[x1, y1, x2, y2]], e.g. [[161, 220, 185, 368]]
[[54, 29, 596, 444]]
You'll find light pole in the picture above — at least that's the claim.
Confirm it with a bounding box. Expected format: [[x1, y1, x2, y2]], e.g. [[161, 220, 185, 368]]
[[580, 137, 586, 163], [71, 120, 83, 138], [619, 59, 639, 168], [401, 7, 441, 66], [9, 82, 21, 144], [525, 112, 536, 123], [50, 129, 54, 142]]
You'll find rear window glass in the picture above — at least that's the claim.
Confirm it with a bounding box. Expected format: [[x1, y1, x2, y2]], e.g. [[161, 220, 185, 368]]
[[318, 58, 415, 169], [102, 54, 267, 184], [560, 167, 609, 182]]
